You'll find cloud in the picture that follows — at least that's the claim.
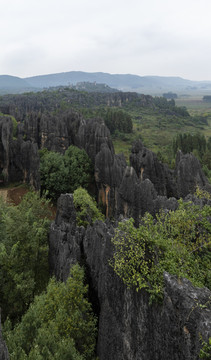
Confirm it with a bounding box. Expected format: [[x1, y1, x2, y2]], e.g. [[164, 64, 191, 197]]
[[1, 0, 211, 79]]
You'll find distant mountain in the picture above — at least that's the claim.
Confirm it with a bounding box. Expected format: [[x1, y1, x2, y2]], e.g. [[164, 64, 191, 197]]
[[24, 71, 211, 95], [1, 71, 211, 96], [24, 71, 192, 91], [0, 75, 35, 94]]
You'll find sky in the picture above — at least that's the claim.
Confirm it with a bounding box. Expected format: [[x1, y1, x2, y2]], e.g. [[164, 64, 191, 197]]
[[1, 0, 211, 80]]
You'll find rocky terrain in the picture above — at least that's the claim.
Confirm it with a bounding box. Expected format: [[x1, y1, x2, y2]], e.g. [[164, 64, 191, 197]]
[[49, 194, 211, 360], [0, 99, 211, 359], [0, 106, 210, 221]]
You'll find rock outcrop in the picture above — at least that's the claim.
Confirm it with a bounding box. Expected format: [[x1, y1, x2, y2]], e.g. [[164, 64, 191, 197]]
[[130, 139, 211, 199], [49, 194, 211, 360], [130, 139, 175, 197], [175, 150, 211, 197], [0, 116, 40, 188]]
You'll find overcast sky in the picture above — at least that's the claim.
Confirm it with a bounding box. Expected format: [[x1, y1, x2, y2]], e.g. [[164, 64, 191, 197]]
[[1, 0, 211, 80]]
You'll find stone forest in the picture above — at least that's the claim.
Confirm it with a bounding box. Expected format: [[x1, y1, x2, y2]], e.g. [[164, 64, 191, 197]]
[[0, 88, 210, 359]]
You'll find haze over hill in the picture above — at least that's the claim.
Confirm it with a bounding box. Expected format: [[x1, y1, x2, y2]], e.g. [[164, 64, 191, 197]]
[[0, 75, 36, 94], [1, 71, 211, 95]]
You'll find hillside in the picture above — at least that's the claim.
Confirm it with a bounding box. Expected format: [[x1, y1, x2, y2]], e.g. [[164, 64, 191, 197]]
[[0, 75, 36, 94], [1, 71, 211, 95], [25, 71, 211, 95]]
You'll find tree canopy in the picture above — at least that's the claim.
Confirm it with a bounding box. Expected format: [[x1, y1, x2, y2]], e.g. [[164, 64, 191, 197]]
[[0, 192, 51, 322], [4, 264, 97, 360], [40, 146, 93, 202]]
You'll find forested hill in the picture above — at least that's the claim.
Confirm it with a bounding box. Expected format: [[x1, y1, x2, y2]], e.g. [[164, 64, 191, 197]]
[[0, 86, 186, 118]]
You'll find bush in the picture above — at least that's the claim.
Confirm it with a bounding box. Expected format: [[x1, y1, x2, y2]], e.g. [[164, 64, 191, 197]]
[[111, 199, 211, 303], [73, 187, 104, 227]]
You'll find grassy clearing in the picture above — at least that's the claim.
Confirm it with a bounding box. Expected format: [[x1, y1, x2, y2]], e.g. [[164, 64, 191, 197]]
[[112, 102, 211, 165]]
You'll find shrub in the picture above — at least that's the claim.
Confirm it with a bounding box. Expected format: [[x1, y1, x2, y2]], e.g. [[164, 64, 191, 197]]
[[73, 187, 104, 227], [111, 199, 211, 303]]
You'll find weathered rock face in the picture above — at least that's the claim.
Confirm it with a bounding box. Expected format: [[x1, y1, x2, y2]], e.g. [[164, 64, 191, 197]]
[[130, 139, 211, 200], [0, 312, 9, 360], [76, 118, 114, 163], [94, 142, 178, 220], [49, 194, 211, 360], [0, 117, 12, 182], [175, 150, 211, 197], [130, 139, 176, 197], [0, 116, 40, 188]]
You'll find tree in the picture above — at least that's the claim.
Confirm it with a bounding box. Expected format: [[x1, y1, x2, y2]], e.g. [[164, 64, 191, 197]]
[[4, 264, 97, 360], [0, 192, 51, 323], [103, 108, 133, 134], [39, 146, 93, 202], [64, 145, 93, 192], [40, 150, 69, 202], [172, 132, 207, 158]]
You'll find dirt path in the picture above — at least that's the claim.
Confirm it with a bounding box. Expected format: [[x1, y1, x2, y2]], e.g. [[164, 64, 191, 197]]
[[0, 186, 56, 219], [0, 187, 28, 205]]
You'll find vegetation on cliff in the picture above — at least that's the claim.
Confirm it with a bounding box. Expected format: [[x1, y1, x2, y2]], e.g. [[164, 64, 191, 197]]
[[111, 195, 211, 302], [73, 187, 104, 227]]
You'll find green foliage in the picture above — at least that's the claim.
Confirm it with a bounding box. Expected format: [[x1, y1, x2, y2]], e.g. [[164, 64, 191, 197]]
[[195, 186, 211, 200], [111, 200, 211, 302], [0, 192, 51, 322], [39, 146, 93, 202], [172, 132, 207, 158], [11, 116, 18, 139], [199, 336, 211, 359], [40, 150, 69, 201], [64, 146, 93, 192], [153, 97, 190, 117], [4, 264, 97, 360], [103, 108, 133, 134], [73, 187, 104, 227]]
